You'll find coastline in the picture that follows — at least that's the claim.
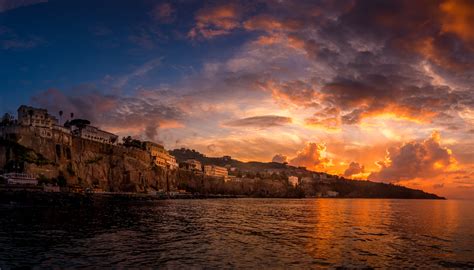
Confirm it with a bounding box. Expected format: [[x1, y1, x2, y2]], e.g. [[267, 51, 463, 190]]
[[0, 189, 445, 207]]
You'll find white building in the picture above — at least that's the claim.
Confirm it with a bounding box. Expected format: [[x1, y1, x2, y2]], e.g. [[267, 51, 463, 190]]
[[3, 173, 38, 185], [143, 141, 178, 169], [72, 125, 118, 145], [17, 105, 58, 128], [288, 176, 298, 187], [204, 165, 228, 179]]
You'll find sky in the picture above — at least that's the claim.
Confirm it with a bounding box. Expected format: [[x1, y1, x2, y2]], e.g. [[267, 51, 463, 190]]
[[0, 0, 473, 199]]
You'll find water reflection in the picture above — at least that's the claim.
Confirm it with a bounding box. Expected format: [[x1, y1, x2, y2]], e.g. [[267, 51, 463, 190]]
[[307, 199, 473, 268], [0, 199, 473, 268]]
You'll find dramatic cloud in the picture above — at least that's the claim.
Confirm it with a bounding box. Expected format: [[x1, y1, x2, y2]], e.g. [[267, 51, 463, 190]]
[[4, 0, 474, 198], [223, 115, 292, 128], [272, 154, 288, 164], [439, 0, 474, 43], [31, 87, 184, 142], [262, 80, 320, 108], [305, 107, 341, 130], [344, 162, 365, 177], [289, 142, 331, 170], [368, 131, 456, 183]]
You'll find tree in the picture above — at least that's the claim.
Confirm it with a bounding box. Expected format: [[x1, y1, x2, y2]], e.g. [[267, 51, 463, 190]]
[[69, 119, 90, 129], [70, 112, 74, 120], [0, 113, 14, 126], [122, 136, 132, 146], [122, 136, 143, 149]]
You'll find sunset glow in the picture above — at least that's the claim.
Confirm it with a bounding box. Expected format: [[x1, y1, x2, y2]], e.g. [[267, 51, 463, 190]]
[[1, 0, 473, 199]]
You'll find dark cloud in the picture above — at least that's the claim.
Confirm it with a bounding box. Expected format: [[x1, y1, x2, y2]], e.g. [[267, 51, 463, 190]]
[[305, 107, 341, 129], [205, 0, 474, 126], [344, 162, 365, 177], [223, 115, 292, 128], [31, 87, 184, 141], [260, 79, 320, 107]]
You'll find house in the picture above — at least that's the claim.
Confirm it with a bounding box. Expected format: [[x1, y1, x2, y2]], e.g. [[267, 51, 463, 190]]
[[17, 105, 58, 128], [288, 176, 298, 187], [181, 159, 202, 171], [204, 164, 228, 180], [71, 125, 118, 145], [143, 141, 178, 169]]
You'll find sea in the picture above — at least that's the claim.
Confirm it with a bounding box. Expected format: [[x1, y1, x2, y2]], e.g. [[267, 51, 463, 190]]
[[0, 198, 473, 269]]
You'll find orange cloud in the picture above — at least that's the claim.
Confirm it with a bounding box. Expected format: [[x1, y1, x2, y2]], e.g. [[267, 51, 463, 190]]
[[255, 34, 281, 46], [305, 107, 341, 130], [243, 15, 302, 32], [440, 0, 474, 43], [289, 142, 331, 170], [189, 4, 241, 39], [354, 103, 438, 124], [368, 131, 456, 182], [344, 162, 365, 177]]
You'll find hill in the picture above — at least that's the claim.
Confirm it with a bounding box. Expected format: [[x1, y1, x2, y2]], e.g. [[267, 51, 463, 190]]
[[170, 148, 444, 199]]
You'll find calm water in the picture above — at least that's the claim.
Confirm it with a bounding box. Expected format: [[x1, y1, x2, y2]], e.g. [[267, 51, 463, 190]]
[[0, 198, 473, 269]]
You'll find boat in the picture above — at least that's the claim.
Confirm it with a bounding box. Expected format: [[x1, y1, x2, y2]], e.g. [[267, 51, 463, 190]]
[[2, 173, 38, 185]]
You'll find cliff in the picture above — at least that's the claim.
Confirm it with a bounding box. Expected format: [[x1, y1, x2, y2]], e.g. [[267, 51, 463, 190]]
[[0, 127, 444, 199], [0, 126, 176, 192]]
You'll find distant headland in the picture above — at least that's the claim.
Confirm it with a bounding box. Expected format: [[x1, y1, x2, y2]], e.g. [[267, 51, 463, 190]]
[[0, 105, 444, 200]]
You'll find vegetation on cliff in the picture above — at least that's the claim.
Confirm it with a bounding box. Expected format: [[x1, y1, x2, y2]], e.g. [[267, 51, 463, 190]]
[[170, 148, 444, 199], [0, 136, 444, 199]]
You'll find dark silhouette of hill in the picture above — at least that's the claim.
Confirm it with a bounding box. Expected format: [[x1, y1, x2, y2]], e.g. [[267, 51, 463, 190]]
[[170, 148, 445, 199]]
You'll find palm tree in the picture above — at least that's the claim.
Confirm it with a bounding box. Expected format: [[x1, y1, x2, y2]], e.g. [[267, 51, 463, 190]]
[[59, 110, 63, 125], [70, 112, 74, 120]]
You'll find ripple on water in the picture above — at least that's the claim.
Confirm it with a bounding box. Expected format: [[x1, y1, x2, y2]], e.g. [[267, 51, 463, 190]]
[[0, 199, 473, 268]]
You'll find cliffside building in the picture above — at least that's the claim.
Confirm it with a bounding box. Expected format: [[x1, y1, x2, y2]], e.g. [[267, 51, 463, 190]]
[[181, 159, 202, 172], [143, 141, 178, 169], [204, 164, 228, 180], [17, 105, 58, 128], [71, 125, 118, 145], [288, 176, 298, 187]]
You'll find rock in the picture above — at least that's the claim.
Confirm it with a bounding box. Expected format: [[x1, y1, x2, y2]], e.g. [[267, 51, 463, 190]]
[[0, 126, 177, 193]]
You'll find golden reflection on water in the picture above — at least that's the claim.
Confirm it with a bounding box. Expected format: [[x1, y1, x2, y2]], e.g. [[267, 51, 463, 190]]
[[305, 199, 464, 268]]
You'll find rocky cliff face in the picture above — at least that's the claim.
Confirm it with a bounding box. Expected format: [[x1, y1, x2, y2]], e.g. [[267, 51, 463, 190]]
[[0, 126, 176, 192]]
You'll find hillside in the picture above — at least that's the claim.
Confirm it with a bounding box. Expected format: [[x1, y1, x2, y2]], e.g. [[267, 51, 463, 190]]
[[170, 148, 445, 199]]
